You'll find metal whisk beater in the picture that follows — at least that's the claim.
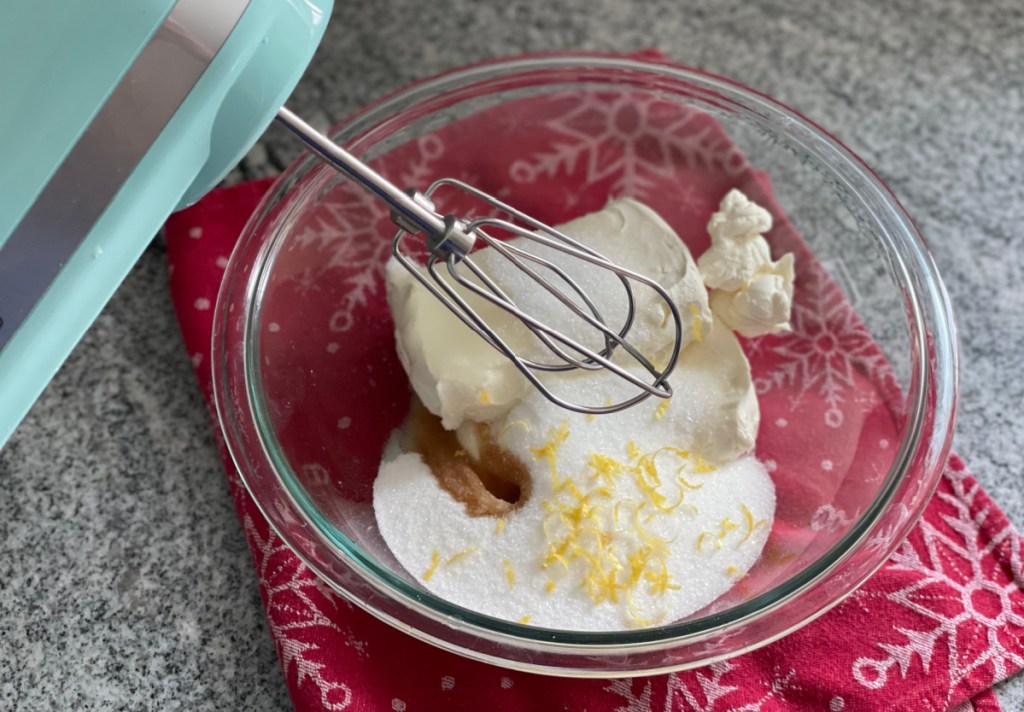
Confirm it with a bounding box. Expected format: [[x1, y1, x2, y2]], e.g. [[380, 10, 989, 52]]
[[275, 107, 683, 415]]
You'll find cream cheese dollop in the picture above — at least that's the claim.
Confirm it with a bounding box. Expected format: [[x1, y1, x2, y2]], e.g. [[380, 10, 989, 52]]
[[386, 198, 712, 430], [698, 189, 795, 338], [709, 255, 795, 338], [385, 259, 530, 430]]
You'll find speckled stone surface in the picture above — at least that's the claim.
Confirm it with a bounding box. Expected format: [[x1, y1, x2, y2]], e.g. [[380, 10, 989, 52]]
[[1, 0, 1022, 709]]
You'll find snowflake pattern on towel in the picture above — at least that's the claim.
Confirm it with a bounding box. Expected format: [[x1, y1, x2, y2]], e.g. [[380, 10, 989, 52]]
[[506, 91, 749, 203], [851, 464, 1024, 705], [246, 511, 360, 711], [747, 258, 898, 430], [286, 135, 445, 334]]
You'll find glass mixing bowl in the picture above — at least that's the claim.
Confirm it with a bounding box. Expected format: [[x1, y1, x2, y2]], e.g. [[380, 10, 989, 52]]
[[213, 54, 957, 675]]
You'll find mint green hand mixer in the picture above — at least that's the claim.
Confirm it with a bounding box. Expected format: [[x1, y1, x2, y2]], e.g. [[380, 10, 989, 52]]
[[0, 1, 684, 449]]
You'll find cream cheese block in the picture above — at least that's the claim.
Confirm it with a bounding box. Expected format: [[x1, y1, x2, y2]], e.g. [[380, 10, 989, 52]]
[[386, 198, 712, 430], [698, 189, 795, 338]]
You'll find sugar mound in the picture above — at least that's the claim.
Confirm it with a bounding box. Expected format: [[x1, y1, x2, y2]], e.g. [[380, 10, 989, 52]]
[[374, 321, 775, 631]]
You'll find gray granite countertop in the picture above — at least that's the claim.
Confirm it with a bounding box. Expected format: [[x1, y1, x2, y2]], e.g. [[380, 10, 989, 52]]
[[2, 0, 1022, 709]]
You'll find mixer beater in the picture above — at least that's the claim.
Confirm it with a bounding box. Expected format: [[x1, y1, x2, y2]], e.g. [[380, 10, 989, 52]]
[[275, 106, 683, 415]]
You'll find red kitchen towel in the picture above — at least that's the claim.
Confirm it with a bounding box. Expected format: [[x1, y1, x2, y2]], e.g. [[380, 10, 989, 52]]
[[165, 65, 1024, 712]]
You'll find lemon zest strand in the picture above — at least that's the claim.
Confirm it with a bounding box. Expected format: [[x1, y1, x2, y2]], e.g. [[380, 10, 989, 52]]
[[445, 547, 478, 566], [529, 421, 570, 487], [625, 587, 668, 628], [422, 550, 440, 581], [627, 440, 642, 461], [715, 517, 738, 549], [688, 304, 704, 343], [737, 503, 769, 546], [497, 419, 531, 441], [654, 399, 671, 420], [692, 453, 716, 474]]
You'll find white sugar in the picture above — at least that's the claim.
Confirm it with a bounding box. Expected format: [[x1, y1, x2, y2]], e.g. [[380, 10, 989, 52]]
[[373, 323, 775, 631]]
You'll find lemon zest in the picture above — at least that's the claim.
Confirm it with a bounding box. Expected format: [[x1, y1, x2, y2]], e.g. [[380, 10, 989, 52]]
[[422, 550, 440, 581], [613, 498, 639, 531], [654, 398, 670, 420], [445, 547, 478, 566], [495, 518, 506, 534], [588, 452, 625, 487], [644, 557, 681, 595], [497, 419, 531, 441], [676, 475, 703, 491], [627, 609, 666, 628], [631, 451, 686, 513], [542, 542, 570, 571], [503, 559, 516, 590], [688, 304, 704, 343], [555, 477, 584, 501], [631, 506, 670, 558], [715, 517, 739, 549], [692, 453, 716, 474], [517, 615, 532, 624], [529, 421, 570, 487], [479, 389, 492, 404], [625, 587, 668, 628], [737, 503, 768, 546], [537, 442, 719, 612], [627, 440, 642, 461], [626, 545, 653, 590]]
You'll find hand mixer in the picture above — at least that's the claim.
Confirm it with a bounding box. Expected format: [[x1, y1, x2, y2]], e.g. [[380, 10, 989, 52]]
[[0, 0, 681, 450], [275, 108, 683, 416]]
